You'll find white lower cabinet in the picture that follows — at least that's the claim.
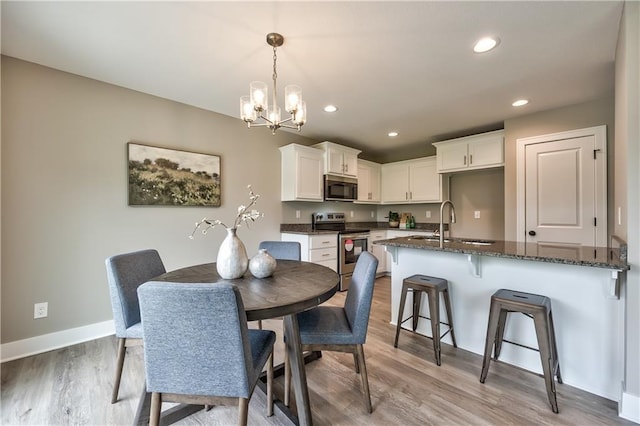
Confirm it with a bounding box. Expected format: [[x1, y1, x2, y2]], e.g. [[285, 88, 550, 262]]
[[368, 231, 387, 275], [280, 233, 338, 272]]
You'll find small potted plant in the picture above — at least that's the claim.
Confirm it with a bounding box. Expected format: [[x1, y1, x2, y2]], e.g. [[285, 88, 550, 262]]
[[388, 211, 400, 228]]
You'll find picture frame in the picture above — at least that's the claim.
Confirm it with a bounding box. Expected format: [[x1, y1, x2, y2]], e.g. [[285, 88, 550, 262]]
[[127, 142, 221, 206]]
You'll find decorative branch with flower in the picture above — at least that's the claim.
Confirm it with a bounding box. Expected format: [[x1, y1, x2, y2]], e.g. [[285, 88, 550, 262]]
[[189, 185, 264, 239]]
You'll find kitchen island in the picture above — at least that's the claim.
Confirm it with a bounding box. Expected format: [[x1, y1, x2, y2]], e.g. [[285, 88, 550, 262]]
[[375, 235, 629, 401]]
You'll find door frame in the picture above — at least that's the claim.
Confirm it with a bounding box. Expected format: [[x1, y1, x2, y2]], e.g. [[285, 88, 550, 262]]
[[516, 125, 607, 245]]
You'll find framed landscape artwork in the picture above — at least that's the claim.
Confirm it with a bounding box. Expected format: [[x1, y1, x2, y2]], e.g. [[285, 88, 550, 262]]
[[127, 142, 221, 206]]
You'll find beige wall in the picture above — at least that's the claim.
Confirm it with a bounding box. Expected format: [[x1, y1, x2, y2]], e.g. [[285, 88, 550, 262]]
[[1, 56, 317, 343], [503, 97, 615, 241], [449, 168, 504, 240]]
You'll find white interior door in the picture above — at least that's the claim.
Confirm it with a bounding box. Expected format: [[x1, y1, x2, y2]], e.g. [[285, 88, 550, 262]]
[[517, 126, 607, 247]]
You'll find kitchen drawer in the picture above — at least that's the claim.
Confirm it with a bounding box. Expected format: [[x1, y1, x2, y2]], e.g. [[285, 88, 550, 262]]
[[369, 231, 387, 241], [309, 234, 337, 249], [314, 258, 338, 272], [309, 247, 337, 263]]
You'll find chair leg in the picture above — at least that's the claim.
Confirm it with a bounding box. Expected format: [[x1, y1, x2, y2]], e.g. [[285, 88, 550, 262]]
[[442, 288, 457, 348], [427, 289, 441, 366], [283, 348, 291, 407], [534, 313, 559, 413], [267, 353, 274, 417], [149, 392, 161, 426], [494, 309, 508, 358], [480, 302, 501, 383], [548, 310, 563, 384], [356, 344, 373, 414], [111, 338, 126, 404], [353, 353, 360, 374], [257, 320, 263, 330], [394, 284, 409, 347], [412, 290, 423, 331], [238, 398, 249, 426]]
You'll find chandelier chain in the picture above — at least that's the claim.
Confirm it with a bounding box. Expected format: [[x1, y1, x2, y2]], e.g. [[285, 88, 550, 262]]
[[272, 45, 278, 106]]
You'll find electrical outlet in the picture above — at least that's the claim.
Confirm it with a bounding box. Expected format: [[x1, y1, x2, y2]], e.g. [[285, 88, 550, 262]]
[[34, 302, 48, 319], [350, 211, 354, 218], [426, 211, 431, 219], [295, 210, 301, 219], [618, 206, 622, 226], [371, 211, 375, 218], [474, 210, 481, 219]]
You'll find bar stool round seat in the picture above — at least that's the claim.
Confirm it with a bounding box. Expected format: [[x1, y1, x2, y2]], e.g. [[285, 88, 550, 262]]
[[394, 274, 457, 366], [479, 289, 563, 413]]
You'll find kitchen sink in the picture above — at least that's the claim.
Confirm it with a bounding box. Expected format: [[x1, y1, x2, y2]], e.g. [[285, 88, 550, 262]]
[[459, 239, 495, 246], [408, 235, 449, 242], [406, 235, 494, 245]]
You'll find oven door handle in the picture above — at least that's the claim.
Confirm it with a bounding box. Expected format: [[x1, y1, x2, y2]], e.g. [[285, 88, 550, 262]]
[[340, 233, 370, 240]]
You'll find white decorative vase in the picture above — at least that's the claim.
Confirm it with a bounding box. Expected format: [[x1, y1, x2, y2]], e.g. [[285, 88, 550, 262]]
[[249, 249, 277, 278], [216, 227, 249, 279]]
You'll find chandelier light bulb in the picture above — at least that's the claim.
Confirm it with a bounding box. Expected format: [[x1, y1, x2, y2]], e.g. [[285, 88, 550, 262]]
[[268, 106, 281, 124], [293, 101, 307, 125], [250, 81, 268, 111], [240, 96, 256, 123], [285, 85, 302, 113]]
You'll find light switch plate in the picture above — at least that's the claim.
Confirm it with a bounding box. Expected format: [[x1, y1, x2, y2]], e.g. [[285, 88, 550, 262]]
[[474, 211, 481, 219]]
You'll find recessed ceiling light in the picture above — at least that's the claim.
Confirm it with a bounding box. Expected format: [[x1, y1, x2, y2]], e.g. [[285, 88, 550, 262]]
[[324, 105, 338, 113], [473, 37, 500, 53], [512, 99, 529, 107], [388, 132, 399, 137]]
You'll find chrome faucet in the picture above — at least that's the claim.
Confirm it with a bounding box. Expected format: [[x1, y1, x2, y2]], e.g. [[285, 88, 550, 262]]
[[439, 200, 456, 246]]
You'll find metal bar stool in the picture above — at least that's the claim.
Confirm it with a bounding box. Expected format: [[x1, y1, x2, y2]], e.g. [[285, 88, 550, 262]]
[[394, 274, 457, 365], [479, 289, 563, 413]]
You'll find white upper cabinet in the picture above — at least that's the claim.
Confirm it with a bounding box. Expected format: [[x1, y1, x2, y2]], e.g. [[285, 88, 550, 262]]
[[381, 156, 445, 204], [313, 141, 361, 177], [356, 159, 381, 203], [279, 144, 323, 202], [433, 130, 504, 173]]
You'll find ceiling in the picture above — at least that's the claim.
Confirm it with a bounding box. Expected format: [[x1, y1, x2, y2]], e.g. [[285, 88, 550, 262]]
[[1, 1, 623, 161]]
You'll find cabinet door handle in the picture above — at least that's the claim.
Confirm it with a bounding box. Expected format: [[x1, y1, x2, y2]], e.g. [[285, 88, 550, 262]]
[[463, 155, 467, 165], [321, 253, 330, 257], [406, 192, 409, 200], [470, 154, 473, 164]]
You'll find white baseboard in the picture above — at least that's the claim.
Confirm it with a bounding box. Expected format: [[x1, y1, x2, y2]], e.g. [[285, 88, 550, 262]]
[[621, 391, 640, 424], [0, 320, 115, 363]]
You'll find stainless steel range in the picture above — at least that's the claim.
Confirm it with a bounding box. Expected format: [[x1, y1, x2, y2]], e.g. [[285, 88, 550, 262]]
[[312, 212, 370, 291]]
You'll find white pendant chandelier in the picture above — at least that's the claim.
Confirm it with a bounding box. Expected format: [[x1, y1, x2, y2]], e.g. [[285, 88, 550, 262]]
[[240, 33, 306, 135]]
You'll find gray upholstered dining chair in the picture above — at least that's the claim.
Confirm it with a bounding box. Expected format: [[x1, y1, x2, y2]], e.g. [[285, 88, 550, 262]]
[[105, 248, 166, 404], [257, 240, 302, 400], [137, 282, 275, 426], [284, 251, 379, 413], [258, 240, 301, 261], [255, 241, 301, 334]]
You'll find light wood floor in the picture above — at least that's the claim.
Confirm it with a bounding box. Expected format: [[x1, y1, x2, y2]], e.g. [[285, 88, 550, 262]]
[[1, 276, 633, 425]]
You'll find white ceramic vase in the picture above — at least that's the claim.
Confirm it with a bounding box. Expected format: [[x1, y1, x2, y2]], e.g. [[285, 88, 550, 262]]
[[216, 227, 249, 279], [249, 249, 277, 278]]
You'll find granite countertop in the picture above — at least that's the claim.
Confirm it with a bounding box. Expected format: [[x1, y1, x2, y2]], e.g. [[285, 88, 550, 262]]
[[280, 222, 440, 235], [374, 235, 629, 270]]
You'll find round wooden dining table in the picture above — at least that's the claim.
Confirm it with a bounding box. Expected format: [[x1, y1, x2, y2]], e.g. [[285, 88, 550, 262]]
[[134, 260, 339, 426]]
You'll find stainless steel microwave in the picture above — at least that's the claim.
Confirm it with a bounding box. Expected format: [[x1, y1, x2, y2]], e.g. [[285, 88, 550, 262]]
[[324, 175, 357, 201]]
